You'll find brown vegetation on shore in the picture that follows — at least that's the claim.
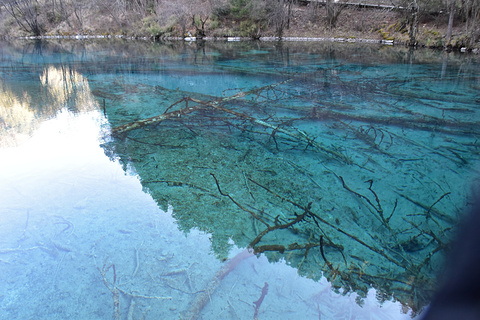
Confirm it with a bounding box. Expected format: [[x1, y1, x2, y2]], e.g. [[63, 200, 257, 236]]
[[0, 0, 478, 50]]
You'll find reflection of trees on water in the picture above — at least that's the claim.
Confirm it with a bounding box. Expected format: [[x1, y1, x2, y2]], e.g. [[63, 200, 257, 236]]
[[40, 65, 98, 112], [0, 86, 34, 147], [0, 65, 98, 147]]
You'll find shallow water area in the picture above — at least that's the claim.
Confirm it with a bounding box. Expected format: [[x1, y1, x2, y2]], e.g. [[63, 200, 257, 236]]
[[1, 39, 479, 319]]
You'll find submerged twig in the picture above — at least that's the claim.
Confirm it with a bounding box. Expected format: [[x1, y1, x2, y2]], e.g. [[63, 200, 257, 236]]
[[249, 204, 309, 248], [211, 173, 269, 227], [320, 235, 334, 270], [253, 282, 269, 320], [396, 192, 455, 224], [97, 258, 120, 320], [339, 176, 384, 221], [132, 241, 144, 277], [427, 192, 451, 219]]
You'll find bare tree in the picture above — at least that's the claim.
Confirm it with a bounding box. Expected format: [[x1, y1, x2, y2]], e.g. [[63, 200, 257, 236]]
[[127, 0, 156, 16], [191, 14, 208, 37], [263, 0, 289, 37], [157, 0, 189, 36], [248, 0, 293, 38], [445, 0, 456, 47], [157, 0, 213, 37], [407, 0, 419, 46], [95, 0, 131, 29], [0, 0, 44, 35], [463, 0, 480, 47], [190, 0, 211, 38], [325, 0, 346, 29]]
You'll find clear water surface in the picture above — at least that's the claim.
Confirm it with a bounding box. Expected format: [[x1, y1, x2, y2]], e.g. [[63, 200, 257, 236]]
[[1, 39, 479, 320]]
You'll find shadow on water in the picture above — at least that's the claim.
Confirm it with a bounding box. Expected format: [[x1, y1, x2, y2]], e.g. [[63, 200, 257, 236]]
[[1, 39, 480, 319]]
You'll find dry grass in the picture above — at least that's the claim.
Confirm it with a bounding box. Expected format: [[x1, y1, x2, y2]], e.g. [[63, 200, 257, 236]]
[[0, 2, 473, 49]]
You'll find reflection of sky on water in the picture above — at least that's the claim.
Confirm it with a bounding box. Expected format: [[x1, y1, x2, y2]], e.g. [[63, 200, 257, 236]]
[[0, 91, 414, 319], [0, 109, 118, 229]]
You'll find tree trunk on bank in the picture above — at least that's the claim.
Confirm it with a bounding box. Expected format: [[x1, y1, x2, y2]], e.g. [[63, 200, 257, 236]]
[[408, 0, 419, 46], [326, 0, 345, 29], [465, 0, 480, 47], [445, 0, 456, 48]]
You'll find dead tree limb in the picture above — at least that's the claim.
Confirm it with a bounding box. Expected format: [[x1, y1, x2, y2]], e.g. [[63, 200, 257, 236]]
[[211, 173, 270, 227], [110, 80, 351, 164], [111, 80, 290, 135], [396, 192, 455, 224], [253, 282, 269, 320], [98, 258, 121, 320], [339, 176, 384, 222], [189, 97, 351, 164], [249, 204, 310, 248], [111, 103, 202, 135], [248, 177, 407, 270], [183, 249, 254, 320]]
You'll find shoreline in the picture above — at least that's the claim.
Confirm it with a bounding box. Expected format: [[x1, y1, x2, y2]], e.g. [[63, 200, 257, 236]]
[[4, 34, 478, 53]]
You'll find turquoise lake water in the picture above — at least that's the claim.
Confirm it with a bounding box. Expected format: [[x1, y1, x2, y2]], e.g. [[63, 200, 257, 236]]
[[0, 39, 479, 319]]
